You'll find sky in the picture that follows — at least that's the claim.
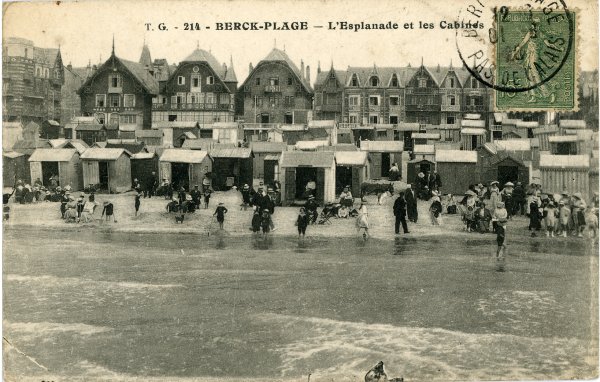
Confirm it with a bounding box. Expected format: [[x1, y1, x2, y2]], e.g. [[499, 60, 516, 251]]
[[3, 0, 598, 83]]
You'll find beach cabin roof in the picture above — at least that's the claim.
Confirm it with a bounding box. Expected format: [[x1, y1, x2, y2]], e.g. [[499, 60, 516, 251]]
[[460, 127, 486, 135], [559, 120, 586, 129], [296, 140, 329, 150], [359, 141, 404, 152], [250, 141, 288, 153], [539, 154, 589, 168], [435, 149, 477, 163], [412, 133, 440, 140], [494, 139, 531, 151], [160, 149, 209, 163], [80, 148, 131, 160], [279, 151, 335, 168], [461, 119, 486, 128], [29, 148, 77, 162], [335, 151, 368, 166], [209, 147, 252, 158], [548, 135, 579, 143], [413, 144, 435, 155]]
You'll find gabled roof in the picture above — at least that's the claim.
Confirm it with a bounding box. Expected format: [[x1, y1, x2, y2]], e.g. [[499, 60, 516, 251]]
[[360, 141, 404, 152], [296, 140, 329, 150], [436, 149, 477, 163], [412, 133, 441, 140], [29, 148, 77, 162], [335, 151, 368, 166], [461, 119, 486, 128], [461, 127, 486, 135], [48, 139, 89, 154], [345, 66, 416, 88], [80, 148, 131, 160], [250, 141, 288, 153], [246, 48, 312, 92], [131, 152, 156, 160], [139, 44, 152, 68], [318, 144, 359, 152], [182, 48, 227, 78], [532, 125, 559, 135], [75, 124, 106, 131], [279, 151, 335, 168], [105, 142, 147, 154], [160, 149, 209, 163], [539, 154, 589, 168], [209, 147, 252, 159], [314, 68, 348, 88], [79, 54, 159, 95]]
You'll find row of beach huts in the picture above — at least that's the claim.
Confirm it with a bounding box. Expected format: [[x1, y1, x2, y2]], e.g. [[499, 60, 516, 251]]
[[3, 118, 598, 204]]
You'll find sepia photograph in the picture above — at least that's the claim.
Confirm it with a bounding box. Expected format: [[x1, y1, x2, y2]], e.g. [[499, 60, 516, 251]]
[[2, 0, 599, 381]]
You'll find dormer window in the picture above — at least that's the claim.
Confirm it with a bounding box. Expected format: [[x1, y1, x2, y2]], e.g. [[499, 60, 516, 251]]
[[418, 78, 427, 88], [390, 75, 399, 87], [177, 76, 185, 85], [109, 73, 122, 88], [206, 76, 214, 85], [256, 77, 261, 86], [370, 76, 379, 87], [350, 74, 359, 87]]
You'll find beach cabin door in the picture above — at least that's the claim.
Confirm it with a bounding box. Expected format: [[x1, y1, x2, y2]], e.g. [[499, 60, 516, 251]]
[[85, 161, 100, 186], [30, 162, 42, 185], [285, 168, 295, 202], [160, 162, 171, 183]]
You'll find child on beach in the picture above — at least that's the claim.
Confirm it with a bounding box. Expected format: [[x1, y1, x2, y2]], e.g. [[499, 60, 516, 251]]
[[496, 218, 508, 261], [260, 209, 272, 236], [204, 189, 212, 209], [251, 206, 261, 235], [543, 201, 557, 237], [135, 192, 141, 216], [101, 201, 116, 222], [297, 207, 309, 240], [356, 203, 370, 240], [558, 201, 571, 238], [213, 202, 228, 229]]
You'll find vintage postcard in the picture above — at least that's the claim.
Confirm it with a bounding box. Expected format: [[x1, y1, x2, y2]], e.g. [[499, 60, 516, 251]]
[[2, 0, 598, 381]]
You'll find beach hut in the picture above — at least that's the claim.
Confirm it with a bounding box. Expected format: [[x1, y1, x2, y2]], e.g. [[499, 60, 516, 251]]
[[159, 149, 212, 191], [460, 119, 487, 150], [334, 151, 368, 196], [397, 122, 421, 151], [296, 140, 329, 151], [250, 141, 287, 181], [80, 148, 132, 193], [412, 132, 441, 146], [406, 145, 435, 184], [209, 147, 253, 190], [308, 120, 337, 145], [130, 152, 158, 184], [539, 154, 590, 199], [3, 151, 30, 186], [279, 151, 336, 205], [549, 135, 579, 155], [29, 148, 82, 190], [360, 140, 404, 179], [435, 149, 478, 195], [532, 125, 559, 151], [135, 129, 163, 146], [558, 119, 586, 134]]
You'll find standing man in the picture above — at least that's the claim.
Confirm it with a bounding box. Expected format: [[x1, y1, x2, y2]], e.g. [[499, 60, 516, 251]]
[[190, 185, 202, 210], [393, 190, 410, 235], [405, 184, 418, 223]]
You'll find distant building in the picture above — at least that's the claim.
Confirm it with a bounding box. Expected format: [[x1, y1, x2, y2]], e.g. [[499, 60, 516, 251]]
[[78, 41, 159, 134], [2, 37, 64, 125], [61, 63, 91, 125], [152, 44, 237, 127], [239, 48, 313, 125]]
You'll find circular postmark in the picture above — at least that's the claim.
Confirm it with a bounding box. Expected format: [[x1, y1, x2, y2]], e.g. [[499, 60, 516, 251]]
[[455, 0, 574, 93]]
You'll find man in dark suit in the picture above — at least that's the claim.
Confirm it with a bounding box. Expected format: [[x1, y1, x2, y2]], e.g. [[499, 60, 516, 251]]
[[404, 184, 418, 223], [393, 190, 410, 235]]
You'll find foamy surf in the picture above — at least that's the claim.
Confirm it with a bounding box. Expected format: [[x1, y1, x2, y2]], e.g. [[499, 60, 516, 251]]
[[255, 313, 597, 381], [6, 274, 182, 289]]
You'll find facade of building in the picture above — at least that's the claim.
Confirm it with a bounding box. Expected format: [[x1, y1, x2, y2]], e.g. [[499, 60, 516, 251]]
[[78, 43, 159, 134], [239, 48, 313, 125], [3, 37, 64, 125], [61, 63, 92, 125], [152, 46, 237, 127]]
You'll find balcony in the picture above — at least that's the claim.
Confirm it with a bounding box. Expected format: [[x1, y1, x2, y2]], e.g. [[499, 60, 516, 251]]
[[464, 104, 486, 112], [152, 103, 234, 112], [242, 123, 280, 130], [441, 104, 461, 112], [405, 104, 441, 112], [338, 123, 360, 129], [264, 85, 281, 93], [368, 104, 381, 112], [108, 86, 122, 94], [315, 104, 342, 113]]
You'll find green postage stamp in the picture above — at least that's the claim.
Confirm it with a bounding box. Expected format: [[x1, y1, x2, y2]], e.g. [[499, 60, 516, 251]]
[[495, 9, 576, 110]]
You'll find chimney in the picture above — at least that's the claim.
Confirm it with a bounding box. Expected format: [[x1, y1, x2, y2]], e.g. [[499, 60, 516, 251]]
[[300, 60, 304, 79], [67, 63, 72, 70], [249, 62, 253, 73], [306, 65, 311, 84], [317, 61, 321, 74]]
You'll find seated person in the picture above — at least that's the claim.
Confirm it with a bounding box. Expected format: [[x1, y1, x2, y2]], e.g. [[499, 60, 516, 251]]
[[446, 194, 458, 214], [306, 195, 319, 223], [337, 204, 349, 218], [303, 180, 317, 199], [339, 186, 354, 207], [475, 202, 492, 233], [166, 199, 180, 213]]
